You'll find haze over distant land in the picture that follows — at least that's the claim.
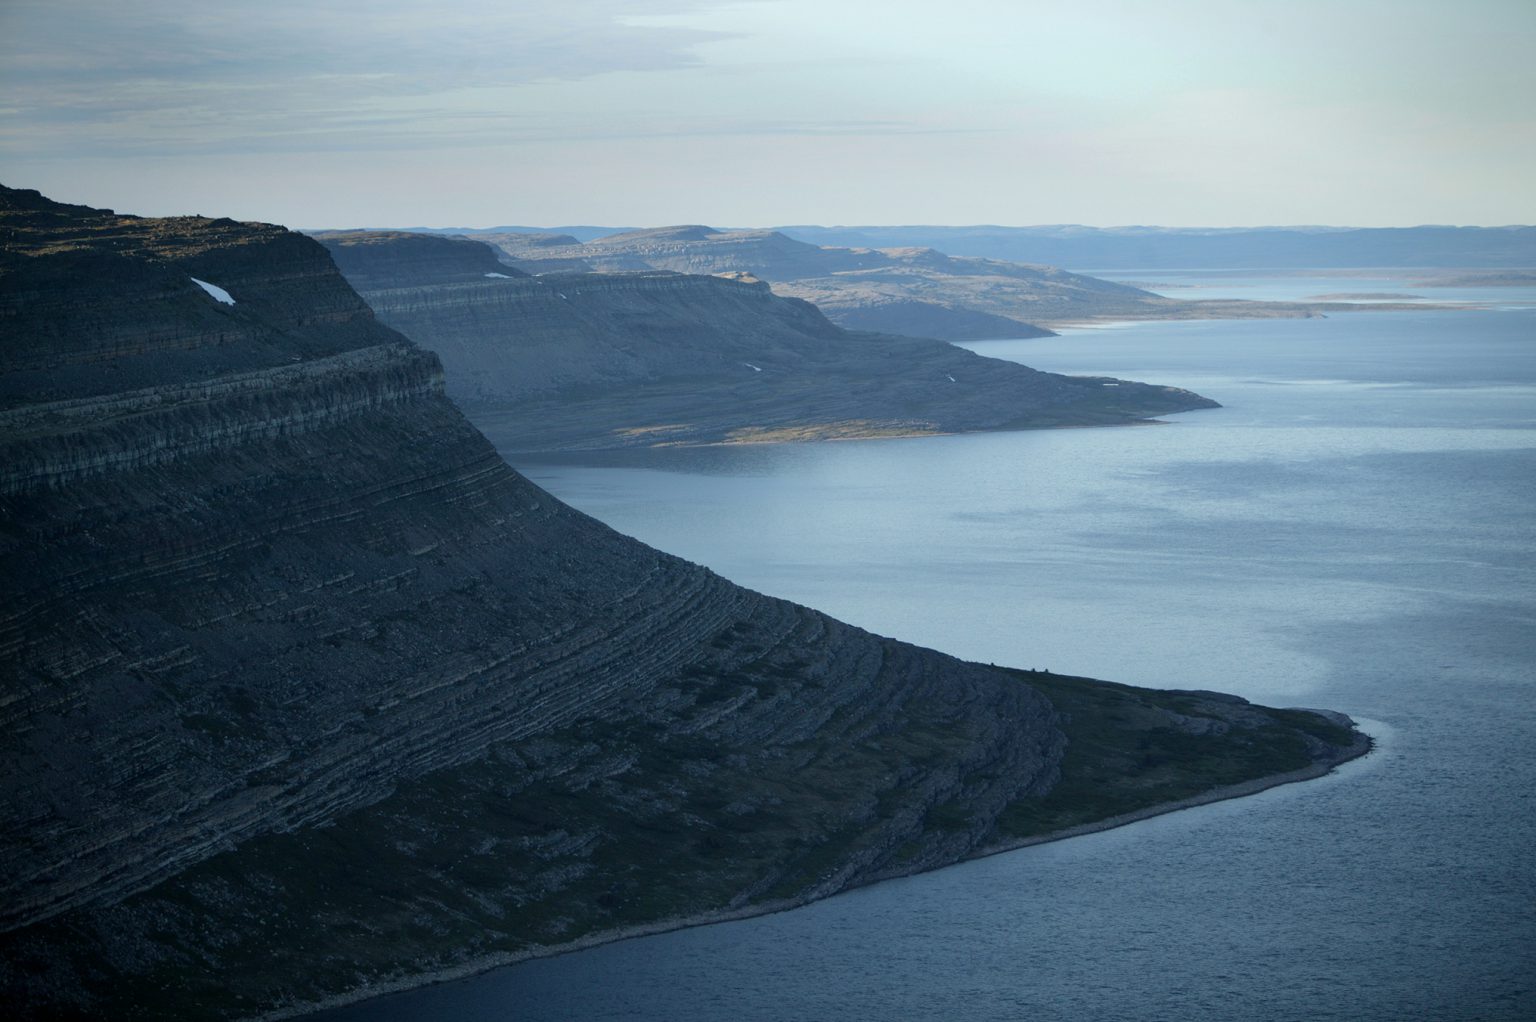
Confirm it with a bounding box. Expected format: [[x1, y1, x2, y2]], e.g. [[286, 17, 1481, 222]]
[[774, 225, 1536, 269], [1, 1, 1532, 228]]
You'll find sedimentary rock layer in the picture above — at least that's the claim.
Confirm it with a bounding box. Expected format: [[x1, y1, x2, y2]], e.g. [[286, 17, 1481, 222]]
[[470, 223, 1432, 334], [0, 188, 1066, 1017], [0, 188, 1363, 1020]]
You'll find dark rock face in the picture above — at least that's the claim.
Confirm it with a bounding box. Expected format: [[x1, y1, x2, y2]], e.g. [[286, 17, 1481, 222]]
[[317, 233, 1217, 452], [0, 189, 1364, 1020], [0, 188, 1066, 1016], [467, 224, 1426, 333]]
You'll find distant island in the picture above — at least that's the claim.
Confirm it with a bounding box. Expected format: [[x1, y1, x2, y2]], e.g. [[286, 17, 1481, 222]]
[[771, 224, 1536, 270]]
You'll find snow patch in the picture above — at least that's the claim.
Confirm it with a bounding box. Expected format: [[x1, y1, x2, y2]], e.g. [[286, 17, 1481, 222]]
[[484, 272, 512, 279], [946, 374, 956, 382], [190, 277, 235, 305], [744, 363, 762, 372]]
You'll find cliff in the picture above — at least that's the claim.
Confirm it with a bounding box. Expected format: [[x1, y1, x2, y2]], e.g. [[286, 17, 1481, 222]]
[[777, 223, 1536, 270], [1, 187, 1365, 1020], [316, 233, 1218, 452]]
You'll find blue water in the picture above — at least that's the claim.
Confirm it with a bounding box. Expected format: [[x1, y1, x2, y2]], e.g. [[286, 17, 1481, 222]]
[[321, 295, 1536, 1020]]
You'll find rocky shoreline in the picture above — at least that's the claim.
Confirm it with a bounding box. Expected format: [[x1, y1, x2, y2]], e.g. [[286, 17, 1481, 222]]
[[269, 724, 1372, 1021]]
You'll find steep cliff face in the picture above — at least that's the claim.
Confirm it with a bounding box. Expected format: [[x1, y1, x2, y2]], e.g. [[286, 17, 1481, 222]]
[[1, 190, 1066, 1016], [476, 224, 1169, 338], [1, 188, 1364, 1020], [318, 233, 1217, 452]]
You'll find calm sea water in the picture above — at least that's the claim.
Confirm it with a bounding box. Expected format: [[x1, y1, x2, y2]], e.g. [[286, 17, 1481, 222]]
[[321, 282, 1536, 1021]]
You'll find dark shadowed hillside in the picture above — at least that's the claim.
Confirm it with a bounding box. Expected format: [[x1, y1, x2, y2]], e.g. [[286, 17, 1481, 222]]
[[775, 224, 1536, 270], [468, 224, 1418, 338], [1, 187, 1365, 1020], [316, 231, 1218, 453]]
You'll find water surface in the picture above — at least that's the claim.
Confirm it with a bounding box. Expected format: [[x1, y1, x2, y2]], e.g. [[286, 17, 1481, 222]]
[[322, 289, 1536, 1021]]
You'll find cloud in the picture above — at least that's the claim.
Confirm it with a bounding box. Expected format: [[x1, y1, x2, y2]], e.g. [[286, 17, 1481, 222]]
[[4, 0, 1530, 226], [0, 0, 739, 156]]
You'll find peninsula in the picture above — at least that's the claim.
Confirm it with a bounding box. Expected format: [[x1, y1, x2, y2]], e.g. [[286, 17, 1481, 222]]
[[0, 187, 1366, 1020]]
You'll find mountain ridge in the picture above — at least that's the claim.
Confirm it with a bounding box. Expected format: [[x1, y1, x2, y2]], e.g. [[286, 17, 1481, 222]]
[[316, 231, 1217, 452], [457, 223, 1436, 337]]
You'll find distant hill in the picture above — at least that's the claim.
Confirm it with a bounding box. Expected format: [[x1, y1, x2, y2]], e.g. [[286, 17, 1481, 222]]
[[392, 224, 631, 242], [473, 224, 1430, 337], [3, 186, 1367, 1020], [479, 225, 1174, 339], [314, 231, 1218, 452], [773, 225, 1536, 270], [0, 186, 1074, 1015]]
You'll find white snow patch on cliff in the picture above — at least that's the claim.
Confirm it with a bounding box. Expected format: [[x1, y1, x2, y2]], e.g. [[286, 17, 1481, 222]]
[[484, 272, 512, 279], [190, 277, 235, 305]]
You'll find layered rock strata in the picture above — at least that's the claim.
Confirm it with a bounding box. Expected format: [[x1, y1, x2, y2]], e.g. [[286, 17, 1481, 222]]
[[0, 191, 1066, 1016], [317, 232, 1217, 452], [1, 188, 1363, 1020]]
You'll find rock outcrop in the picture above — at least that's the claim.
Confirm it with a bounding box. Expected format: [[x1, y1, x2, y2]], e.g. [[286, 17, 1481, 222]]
[[776, 223, 1536, 270], [316, 232, 1218, 452], [0, 187, 1364, 1020]]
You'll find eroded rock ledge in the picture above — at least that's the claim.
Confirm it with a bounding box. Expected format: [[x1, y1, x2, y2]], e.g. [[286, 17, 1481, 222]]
[[0, 342, 442, 493]]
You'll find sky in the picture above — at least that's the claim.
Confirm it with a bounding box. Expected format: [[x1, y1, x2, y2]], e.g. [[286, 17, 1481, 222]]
[[1, 0, 1532, 229]]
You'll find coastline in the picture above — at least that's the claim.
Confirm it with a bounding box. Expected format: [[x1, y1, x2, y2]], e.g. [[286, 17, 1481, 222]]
[[1034, 298, 1456, 330], [971, 726, 1373, 861], [264, 726, 1372, 1022]]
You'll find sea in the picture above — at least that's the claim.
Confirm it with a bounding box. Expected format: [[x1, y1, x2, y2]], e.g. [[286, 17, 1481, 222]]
[[318, 273, 1536, 1021]]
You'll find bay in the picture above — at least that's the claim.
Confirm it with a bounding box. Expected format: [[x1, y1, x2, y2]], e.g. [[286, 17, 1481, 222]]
[[320, 284, 1536, 1021]]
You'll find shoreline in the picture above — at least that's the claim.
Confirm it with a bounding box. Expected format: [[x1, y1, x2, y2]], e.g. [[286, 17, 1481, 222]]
[[265, 727, 1372, 1021], [488, 397, 1217, 460]]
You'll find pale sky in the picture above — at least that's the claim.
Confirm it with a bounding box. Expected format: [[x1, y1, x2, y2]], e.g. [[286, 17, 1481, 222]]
[[1, 0, 1532, 228]]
